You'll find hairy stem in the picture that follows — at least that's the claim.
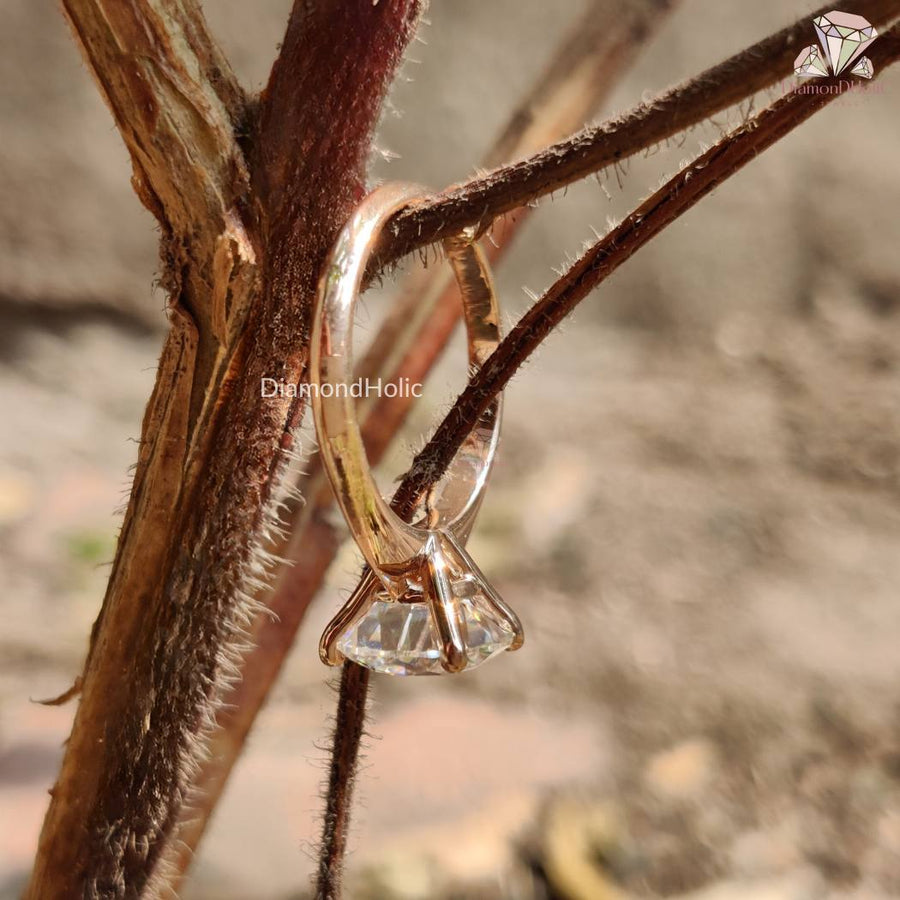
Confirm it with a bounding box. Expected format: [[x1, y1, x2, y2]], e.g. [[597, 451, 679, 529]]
[[399, 25, 900, 516], [316, 663, 371, 900], [376, 0, 900, 265]]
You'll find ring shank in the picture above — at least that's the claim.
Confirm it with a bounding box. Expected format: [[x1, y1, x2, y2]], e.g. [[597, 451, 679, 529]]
[[310, 183, 502, 587]]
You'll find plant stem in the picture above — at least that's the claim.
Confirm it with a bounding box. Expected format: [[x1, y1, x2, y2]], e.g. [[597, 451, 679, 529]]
[[26, 1, 422, 896], [376, 0, 900, 265], [399, 25, 900, 517], [316, 663, 371, 900]]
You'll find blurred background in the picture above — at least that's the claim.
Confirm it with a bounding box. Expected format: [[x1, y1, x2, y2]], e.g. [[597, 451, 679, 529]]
[[2, 1, 900, 898]]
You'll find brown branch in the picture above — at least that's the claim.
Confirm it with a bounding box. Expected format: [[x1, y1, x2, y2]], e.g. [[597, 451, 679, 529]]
[[399, 24, 900, 517], [59, 0, 247, 232], [357, 0, 682, 451], [326, 21, 900, 896], [164, 1, 680, 892], [26, 1, 422, 897], [377, 0, 900, 265], [316, 663, 371, 900], [57, 0, 255, 410]]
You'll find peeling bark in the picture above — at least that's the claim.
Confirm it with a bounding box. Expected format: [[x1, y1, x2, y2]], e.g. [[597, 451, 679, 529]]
[[27, 1, 421, 897]]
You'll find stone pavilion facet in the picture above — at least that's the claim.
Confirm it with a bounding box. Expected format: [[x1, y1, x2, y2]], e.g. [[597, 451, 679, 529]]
[[337, 595, 515, 676]]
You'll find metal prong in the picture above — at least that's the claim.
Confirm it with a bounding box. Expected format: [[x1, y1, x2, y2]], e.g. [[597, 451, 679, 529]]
[[443, 531, 524, 651], [423, 534, 468, 673], [318, 569, 380, 666]]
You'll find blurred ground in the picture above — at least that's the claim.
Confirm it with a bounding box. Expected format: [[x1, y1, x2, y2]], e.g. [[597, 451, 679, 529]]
[[2, 1, 900, 898]]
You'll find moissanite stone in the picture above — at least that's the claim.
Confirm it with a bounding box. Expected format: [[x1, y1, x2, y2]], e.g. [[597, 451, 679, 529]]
[[337, 595, 515, 676], [794, 45, 830, 77], [813, 10, 878, 75]]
